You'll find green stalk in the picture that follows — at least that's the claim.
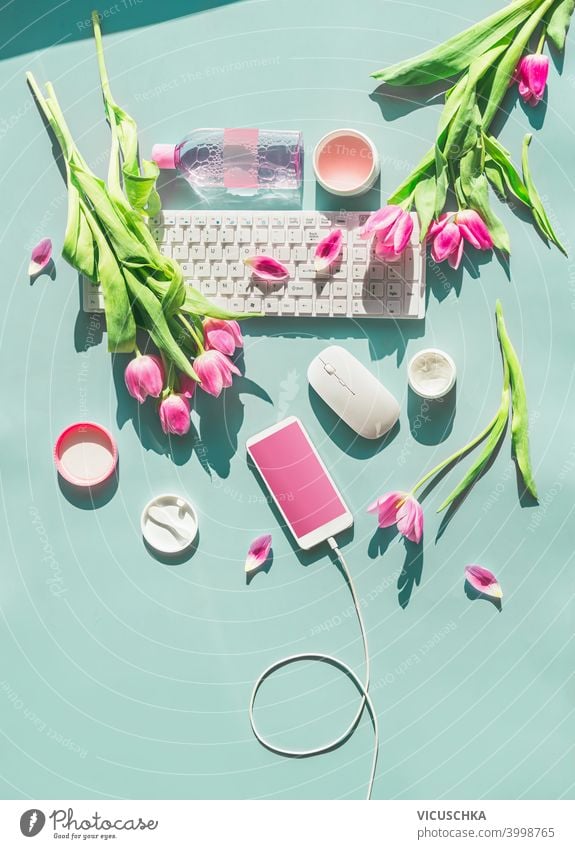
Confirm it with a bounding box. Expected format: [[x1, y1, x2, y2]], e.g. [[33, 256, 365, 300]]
[[495, 300, 538, 498]]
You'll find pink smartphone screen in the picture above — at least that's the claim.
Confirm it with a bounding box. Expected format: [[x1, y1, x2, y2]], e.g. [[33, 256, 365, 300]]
[[248, 420, 347, 538]]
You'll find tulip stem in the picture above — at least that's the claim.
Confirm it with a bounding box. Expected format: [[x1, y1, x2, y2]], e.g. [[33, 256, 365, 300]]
[[536, 26, 546, 54], [179, 313, 204, 353], [410, 409, 501, 497]]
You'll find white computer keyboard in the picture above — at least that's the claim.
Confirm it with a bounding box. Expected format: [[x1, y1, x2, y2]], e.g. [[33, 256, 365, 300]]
[[82, 210, 426, 319]]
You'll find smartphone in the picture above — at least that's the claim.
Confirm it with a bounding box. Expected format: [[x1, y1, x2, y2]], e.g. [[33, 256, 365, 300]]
[[246, 416, 353, 550]]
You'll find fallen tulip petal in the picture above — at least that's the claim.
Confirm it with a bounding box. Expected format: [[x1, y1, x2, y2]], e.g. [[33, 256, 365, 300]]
[[465, 565, 502, 600], [244, 255, 289, 281], [28, 237, 52, 276], [245, 534, 272, 573], [314, 228, 343, 271]]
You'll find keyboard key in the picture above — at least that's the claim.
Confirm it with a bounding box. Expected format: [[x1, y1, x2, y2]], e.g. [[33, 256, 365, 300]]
[[287, 281, 313, 297], [213, 262, 227, 278], [173, 244, 188, 260], [352, 246, 368, 263], [162, 213, 176, 226], [303, 214, 316, 227], [206, 245, 223, 261], [403, 245, 420, 280], [167, 227, 184, 243], [369, 281, 384, 298], [204, 227, 218, 243], [217, 280, 234, 295], [287, 215, 300, 226], [254, 228, 268, 243], [208, 214, 222, 226], [180, 263, 193, 277], [224, 214, 238, 226], [195, 263, 210, 278], [230, 263, 245, 278], [229, 298, 244, 312], [200, 280, 217, 295], [305, 230, 321, 243], [263, 297, 279, 313], [387, 266, 403, 280], [186, 228, 202, 243], [287, 228, 302, 243], [224, 245, 240, 261], [387, 282, 402, 298], [297, 265, 316, 279], [236, 280, 251, 294], [332, 282, 348, 298], [159, 245, 172, 257], [255, 215, 268, 227], [152, 227, 165, 242], [291, 246, 308, 262], [298, 299, 313, 314], [352, 282, 364, 297], [352, 299, 383, 315], [176, 212, 191, 226], [271, 228, 286, 244], [384, 300, 402, 316], [238, 228, 252, 243], [271, 215, 284, 227], [281, 299, 295, 314], [368, 263, 384, 280], [193, 215, 207, 226], [239, 214, 252, 226], [315, 299, 330, 314], [352, 265, 366, 280], [274, 246, 291, 262], [190, 245, 205, 261], [332, 299, 348, 315], [245, 297, 262, 311], [333, 264, 348, 279], [221, 227, 235, 243]]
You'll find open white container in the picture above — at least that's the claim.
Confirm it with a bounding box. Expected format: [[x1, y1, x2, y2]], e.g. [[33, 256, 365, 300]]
[[407, 348, 457, 400], [313, 128, 380, 197]]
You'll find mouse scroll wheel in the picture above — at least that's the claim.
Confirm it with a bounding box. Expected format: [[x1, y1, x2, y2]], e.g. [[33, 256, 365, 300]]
[[324, 363, 336, 375]]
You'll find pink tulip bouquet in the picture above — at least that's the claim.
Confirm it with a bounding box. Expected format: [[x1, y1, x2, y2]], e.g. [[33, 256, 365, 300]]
[[28, 14, 249, 438], [372, 0, 573, 260], [369, 301, 537, 543]]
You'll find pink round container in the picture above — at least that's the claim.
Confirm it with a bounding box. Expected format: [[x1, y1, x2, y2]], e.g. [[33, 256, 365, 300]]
[[313, 128, 380, 196], [54, 422, 118, 487]]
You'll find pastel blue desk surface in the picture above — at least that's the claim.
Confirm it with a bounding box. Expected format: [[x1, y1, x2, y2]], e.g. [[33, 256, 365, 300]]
[[1, 0, 574, 800]]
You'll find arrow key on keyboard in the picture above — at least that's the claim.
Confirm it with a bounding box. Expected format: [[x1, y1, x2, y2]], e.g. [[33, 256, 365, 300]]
[[332, 299, 348, 315], [297, 299, 313, 314]]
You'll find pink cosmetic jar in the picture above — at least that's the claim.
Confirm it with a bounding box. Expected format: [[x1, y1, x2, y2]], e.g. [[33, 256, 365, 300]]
[[313, 128, 380, 196]]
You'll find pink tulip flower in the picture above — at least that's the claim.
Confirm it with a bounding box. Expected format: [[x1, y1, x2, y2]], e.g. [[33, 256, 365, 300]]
[[159, 393, 191, 436], [513, 53, 549, 106], [124, 354, 164, 403], [203, 318, 243, 356], [428, 210, 493, 269], [359, 205, 414, 261], [367, 490, 423, 544], [194, 349, 241, 398]]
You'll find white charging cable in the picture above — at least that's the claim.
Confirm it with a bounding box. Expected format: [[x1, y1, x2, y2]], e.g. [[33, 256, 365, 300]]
[[249, 536, 379, 799]]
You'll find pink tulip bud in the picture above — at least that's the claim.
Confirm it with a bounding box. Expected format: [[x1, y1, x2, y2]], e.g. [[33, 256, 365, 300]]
[[428, 209, 493, 269], [514, 53, 549, 106], [124, 354, 164, 403], [360, 205, 414, 261], [203, 318, 243, 356], [194, 349, 241, 398], [159, 393, 191, 436]]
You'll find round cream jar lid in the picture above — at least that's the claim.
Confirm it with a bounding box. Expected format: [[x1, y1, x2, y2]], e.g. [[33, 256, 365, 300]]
[[408, 348, 457, 400]]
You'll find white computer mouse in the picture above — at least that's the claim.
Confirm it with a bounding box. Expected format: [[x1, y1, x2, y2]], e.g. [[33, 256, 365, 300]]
[[307, 345, 400, 439]]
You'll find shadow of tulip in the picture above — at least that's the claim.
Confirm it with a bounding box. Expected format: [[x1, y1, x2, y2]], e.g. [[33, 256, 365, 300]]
[[246, 549, 274, 585], [408, 385, 456, 446], [369, 80, 450, 122], [29, 258, 56, 285], [367, 524, 398, 559], [397, 538, 424, 609], [465, 579, 502, 612]]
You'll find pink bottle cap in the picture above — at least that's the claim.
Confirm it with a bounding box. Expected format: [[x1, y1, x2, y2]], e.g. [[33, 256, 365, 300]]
[[54, 422, 118, 487], [151, 143, 176, 169]]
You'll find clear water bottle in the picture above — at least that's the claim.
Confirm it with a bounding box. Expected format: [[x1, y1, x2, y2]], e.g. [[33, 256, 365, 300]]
[[152, 128, 303, 202]]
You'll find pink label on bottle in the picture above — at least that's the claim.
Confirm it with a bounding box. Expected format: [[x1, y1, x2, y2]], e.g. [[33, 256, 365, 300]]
[[223, 127, 259, 188]]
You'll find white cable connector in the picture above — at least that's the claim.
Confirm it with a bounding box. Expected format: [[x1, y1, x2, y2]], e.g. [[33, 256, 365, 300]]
[[249, 537, 379, 800]]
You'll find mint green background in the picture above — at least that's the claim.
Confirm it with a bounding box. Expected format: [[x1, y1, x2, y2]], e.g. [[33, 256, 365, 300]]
[[1, 0, 574, 801]]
